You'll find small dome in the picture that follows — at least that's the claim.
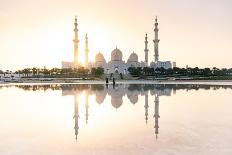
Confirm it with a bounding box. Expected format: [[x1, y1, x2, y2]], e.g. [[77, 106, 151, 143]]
[[95, 52, 106, 63], [127, 93, 138, 104], [128, 52, 138, 62], [111, 48, 123, 61], [95, 91, 106, 104]]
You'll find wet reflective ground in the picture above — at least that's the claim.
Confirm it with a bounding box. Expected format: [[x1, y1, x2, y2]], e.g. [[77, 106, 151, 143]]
[[0, 84, 232, 155]]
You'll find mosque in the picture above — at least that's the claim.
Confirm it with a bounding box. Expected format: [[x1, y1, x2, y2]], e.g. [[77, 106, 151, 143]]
[[62, 17, 173, 74]]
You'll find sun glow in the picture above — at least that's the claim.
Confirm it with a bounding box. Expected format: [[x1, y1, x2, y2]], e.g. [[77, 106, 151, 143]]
[[1, 0, 232, 70], [75, 21, 115, 65]]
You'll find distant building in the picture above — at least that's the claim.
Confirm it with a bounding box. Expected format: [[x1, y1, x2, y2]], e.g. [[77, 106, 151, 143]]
[[62, 61, 74, 68], [151, 61, 172, 69], [173, 62, 177, 68]]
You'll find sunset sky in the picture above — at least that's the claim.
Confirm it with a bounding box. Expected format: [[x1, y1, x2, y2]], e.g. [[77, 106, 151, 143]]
[[0, 0, 231, 70]]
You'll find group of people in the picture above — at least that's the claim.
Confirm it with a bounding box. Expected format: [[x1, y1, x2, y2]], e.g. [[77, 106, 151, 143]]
[[105, 77, 116, 86]]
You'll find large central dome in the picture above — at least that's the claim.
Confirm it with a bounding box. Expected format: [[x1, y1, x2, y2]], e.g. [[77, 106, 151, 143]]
[[111, 48, 123, 61]]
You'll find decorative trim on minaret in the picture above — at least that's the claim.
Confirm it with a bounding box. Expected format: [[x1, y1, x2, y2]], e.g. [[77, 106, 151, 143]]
[[154, 94, 160, 140], [85, 33, 89, 67], [153, 16, 159, 63], [144, 33, 149, 66], [73, 16, 79, 68]]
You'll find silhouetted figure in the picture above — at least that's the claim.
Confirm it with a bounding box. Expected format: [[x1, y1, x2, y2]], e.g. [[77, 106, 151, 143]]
[[113, 78, 116, 86], [106, 78, 109, 84], [120, 73, 123, 79], [105, 78, 109, 89]]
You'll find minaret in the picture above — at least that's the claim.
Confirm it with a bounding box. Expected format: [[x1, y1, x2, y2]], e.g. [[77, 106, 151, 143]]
[[73, 16, 79, 67], [144, 33, 149, 66], [154, 94, 160, 140], [73, 95, 79, 141], [153, 16, 159, 63], [85, 92, 89, 124], [144, 93, 149, 124], [85, 33, 89, 68]]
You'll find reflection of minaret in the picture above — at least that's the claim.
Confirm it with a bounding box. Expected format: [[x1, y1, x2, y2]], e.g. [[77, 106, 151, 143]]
[[85, 33, 89, 67], [85, 92, 89, 124], [144, 93, 149, 124], [73, 95, 79, 141], [144, 33, 149, 66], [73, 16, 79, 67], [153, 16, 159, 63], [154, 94, 160, 140]]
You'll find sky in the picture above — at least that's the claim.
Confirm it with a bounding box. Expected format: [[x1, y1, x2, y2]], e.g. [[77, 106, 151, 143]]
[[0, 0, 232, 70]]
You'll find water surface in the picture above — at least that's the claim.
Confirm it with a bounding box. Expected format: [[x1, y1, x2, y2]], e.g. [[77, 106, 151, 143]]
[[0, 84, 232, 155]]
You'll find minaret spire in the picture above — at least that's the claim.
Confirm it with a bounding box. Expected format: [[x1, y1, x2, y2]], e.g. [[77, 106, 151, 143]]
[[144, 33, 149, 66], [153, 16, 159, 63], [85, 33, 89, 67], [73, 16, 79, 68]]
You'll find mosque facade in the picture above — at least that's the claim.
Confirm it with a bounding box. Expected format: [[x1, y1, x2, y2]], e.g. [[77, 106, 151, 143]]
[[94, 48, 146, 74], [62, 16, 173, 74]]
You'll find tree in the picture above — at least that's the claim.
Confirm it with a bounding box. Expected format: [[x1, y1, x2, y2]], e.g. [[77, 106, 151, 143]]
[[143, 67, 154, 76], [43, 68, 50, 76], [61, 68, 73, 76], [22, 68, 31, 77], [128, 67, 142, 76], [91, 67, 104, 77], [77, 67, 89, 76], [32, 67, 37, 76], [95, 67, 104, 76], [166, 68, 173, 76], [213, 67, 219, 75], [202, 68, 211, 76], [143, 67, 149, 75], [161, 67, 166, 75]]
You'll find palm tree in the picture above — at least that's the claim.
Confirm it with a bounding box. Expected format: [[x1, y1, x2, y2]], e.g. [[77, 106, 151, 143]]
[[213, 67, 219, 75], [32, 67, 37, 76]]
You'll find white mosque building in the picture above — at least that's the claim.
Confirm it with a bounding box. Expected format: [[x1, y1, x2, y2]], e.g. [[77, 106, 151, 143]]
[[62, 16, 173, 74], [94, 48, 145, 74]]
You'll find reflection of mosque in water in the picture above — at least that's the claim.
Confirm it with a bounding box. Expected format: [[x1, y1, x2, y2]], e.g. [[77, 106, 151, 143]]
[[61, 84, 172, 141], [14, 84, 232, 141]]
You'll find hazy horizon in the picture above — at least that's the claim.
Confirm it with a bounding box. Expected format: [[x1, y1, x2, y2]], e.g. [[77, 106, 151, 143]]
[[0, 0, 232, 70]]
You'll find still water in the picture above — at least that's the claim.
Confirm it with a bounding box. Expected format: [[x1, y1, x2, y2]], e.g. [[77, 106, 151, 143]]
[[0, 83, 232, 155]]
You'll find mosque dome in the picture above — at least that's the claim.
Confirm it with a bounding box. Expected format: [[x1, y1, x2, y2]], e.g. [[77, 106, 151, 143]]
[[127, 93, 138, 104], [128, 52, 138, 62], [111, 48, 123, 61], [95, 52, 106, 63], [111, 97, 123, 109], [95, 91, 107, 104]]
